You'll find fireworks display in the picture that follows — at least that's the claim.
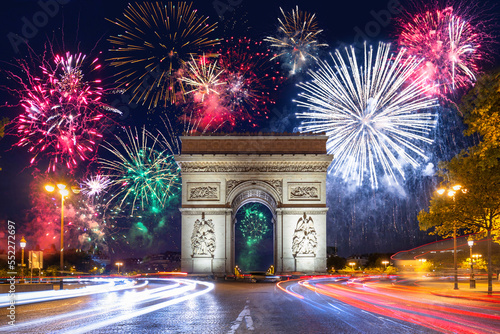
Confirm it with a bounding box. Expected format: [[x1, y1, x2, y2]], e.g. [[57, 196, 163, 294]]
[[99, 127, 180, 213], [235, 203, 273, 271], [12, 52, 120, 172], [3, 1, 499, 262], [296, 43, 439, 189], [397, 6, 483, 96], [23, 174, 111, 253], [81, 174, 113, 197], [238, 203, 271, 246], [179, 54, 225, 102], [265, 6, 328, 75], [107, 2, 219, 109], [185, 37, 284, 131]]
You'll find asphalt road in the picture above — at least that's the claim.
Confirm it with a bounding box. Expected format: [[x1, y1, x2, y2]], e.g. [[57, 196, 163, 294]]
[[1, 277, 498, 333]]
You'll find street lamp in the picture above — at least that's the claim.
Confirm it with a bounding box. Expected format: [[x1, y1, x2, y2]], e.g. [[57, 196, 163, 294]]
[[45, 183, 77, 289], [468, 238, 476, 289], [349, 262, 356, 271], [116, 262, 123, 275], [436, 184, 463, 290], [381, 260, 389, 269], [20, 236, 26, 283]]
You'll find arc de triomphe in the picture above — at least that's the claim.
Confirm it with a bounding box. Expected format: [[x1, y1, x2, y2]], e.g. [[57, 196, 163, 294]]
[[175, 134, 332, 274]]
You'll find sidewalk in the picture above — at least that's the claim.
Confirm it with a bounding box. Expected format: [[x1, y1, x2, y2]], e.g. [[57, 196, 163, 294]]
[[417, 280, 500, 303]]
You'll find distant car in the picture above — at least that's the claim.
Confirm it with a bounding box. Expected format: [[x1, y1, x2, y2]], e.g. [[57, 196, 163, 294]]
[[249, 271, 280, 283]]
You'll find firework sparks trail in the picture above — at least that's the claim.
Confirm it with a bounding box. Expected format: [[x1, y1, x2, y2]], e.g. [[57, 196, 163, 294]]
[[265, 6, 328, 75], [99, 127, 180, 214], [184, 37, 284, 131], [295, 42, 438, 189], [397, 7, 482, 96], [11, 52, 120, 173], [107, 2, 219, 109], [179, 54, 225, 102]]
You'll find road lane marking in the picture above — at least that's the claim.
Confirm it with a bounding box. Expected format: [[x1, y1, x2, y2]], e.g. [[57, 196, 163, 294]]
[[227, 300, 254, 333]]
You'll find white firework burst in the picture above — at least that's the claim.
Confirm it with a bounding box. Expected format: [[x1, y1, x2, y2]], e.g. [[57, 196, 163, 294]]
[[179, 54, 225, 102], [81, 174, 113, 196], [265, 6, 328, 74], [295, 42, 439, 189]]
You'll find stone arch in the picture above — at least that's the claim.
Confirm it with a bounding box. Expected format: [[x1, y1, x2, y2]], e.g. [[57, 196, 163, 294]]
[[227, 181, 280, 219], [176, 134, 332, 275], [229, 183, 278, 272]]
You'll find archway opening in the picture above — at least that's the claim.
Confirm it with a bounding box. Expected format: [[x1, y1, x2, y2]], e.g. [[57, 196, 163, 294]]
[[234, 202, 274, 272]]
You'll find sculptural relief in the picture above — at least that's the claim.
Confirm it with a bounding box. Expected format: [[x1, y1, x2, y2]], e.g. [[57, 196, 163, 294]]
[[187, 182, 220, 201], [191, 214, 216, 256], [292, 213, 317, 256], [288, 183, 321, 201]]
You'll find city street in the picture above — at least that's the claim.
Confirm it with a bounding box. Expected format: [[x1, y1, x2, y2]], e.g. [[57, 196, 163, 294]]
[[2, 277, 499, 333]]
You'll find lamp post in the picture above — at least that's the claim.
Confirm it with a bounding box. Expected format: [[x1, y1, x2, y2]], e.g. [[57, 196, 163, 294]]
[[382, 261, 389, 270], [45, 183, 73, 290], [115, 262, 123, 275], [437, 184, 463, 290], [349, 262, 356, 271], [20, 236, 26, 283], [468, 238, 476, 289]]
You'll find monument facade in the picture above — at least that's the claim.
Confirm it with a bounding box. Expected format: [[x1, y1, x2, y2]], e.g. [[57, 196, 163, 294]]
[[176, 134, 332, 274]]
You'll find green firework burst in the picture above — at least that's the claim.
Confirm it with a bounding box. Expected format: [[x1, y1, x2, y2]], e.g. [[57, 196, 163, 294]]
[[239, 203, 271, 246], [100, 127, 180, 213]]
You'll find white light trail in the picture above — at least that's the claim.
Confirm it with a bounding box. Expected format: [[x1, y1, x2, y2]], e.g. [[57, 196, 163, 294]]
[[0, 278, 138, 307], [59, 279, 214, 334]]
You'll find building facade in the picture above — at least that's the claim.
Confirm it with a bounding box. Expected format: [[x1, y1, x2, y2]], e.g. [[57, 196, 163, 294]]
[[176, 134, 332, 274]]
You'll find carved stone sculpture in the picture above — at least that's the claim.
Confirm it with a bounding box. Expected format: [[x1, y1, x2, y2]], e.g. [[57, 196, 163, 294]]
[[191, 213, 216, 256], [290, 186, 319, 199], [292, 213, 318, 256], [189, 186, 218, 199]]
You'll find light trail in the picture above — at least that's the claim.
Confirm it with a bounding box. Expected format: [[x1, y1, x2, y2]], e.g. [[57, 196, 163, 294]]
[[0, 280, 178, 331], [0, 279, 214, 333], [58, 279, 214, 334], [0, 278, 139, 307], [281, 277, 500, 334], [276, 280, 304, 299]]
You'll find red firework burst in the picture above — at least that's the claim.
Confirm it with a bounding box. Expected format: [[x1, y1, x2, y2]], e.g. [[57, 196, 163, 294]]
[[397, 6, 484, 97], [10, 52, 120, 172], [184, 37, 285, 131]]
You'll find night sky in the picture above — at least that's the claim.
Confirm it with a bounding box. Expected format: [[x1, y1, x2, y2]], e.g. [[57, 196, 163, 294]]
[[0, 0, 498, 257]]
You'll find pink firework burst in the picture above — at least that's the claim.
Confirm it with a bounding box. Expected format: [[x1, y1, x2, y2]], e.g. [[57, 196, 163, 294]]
[[183, 37, 285, 131], [397, 6, 484, 97], [11, 52, 120, 172]]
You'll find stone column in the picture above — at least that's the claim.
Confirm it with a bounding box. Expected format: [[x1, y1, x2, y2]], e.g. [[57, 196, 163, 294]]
[[275, 208, 283, 273], [225, 209, 233, 274]]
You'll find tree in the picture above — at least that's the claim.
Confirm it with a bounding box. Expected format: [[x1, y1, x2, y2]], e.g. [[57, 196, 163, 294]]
[[460, 70, 500, 160], [418, 148, 500, 295], [327, 255, 346, 272], [460, 257, 487, 271]]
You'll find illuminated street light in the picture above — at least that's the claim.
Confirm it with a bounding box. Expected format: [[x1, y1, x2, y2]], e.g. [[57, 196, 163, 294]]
[[45, 182, 79, 289], [382, 261, 389, 270], [349, 262, 356, 271], [468, 238, 476, 289], [436, 184, 464, 290], [116, 262, 123, 275], [20, 236, 26, 283]]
